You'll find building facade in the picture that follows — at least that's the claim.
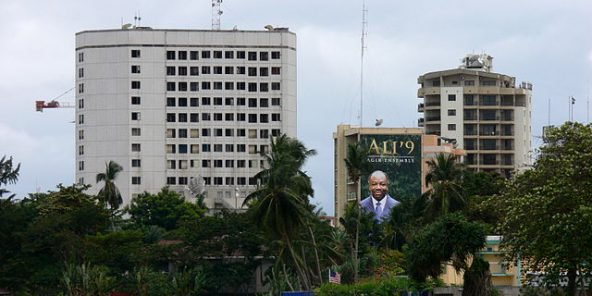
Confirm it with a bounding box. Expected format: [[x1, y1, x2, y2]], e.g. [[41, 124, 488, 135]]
[[75, 27, 297, 209], [333, 124, 464, 222], [417, 54, 532, 177], [441, 235, 522, 291]]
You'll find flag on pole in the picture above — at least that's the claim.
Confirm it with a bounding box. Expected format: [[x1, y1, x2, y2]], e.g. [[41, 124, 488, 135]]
[[329, 269, 341, 284]]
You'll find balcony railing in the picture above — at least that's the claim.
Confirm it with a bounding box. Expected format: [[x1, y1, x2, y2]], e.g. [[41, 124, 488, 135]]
[[481, 116, 500, 121], [479, 131, 500, 136], [481, 145, 499, 150]]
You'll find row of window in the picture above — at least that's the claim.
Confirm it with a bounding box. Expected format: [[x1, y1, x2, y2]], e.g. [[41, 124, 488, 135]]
[[78, 174, 256, 186], [79, 126, 280, 141], [430, 79, 497, 87], [79, 65, 280, 80], [167, 128, 280, 139], [166, 50, 281, 61], [165, 96, 281, 107], [163, 81, 281, 92], [116, 142, 272, 154], [166, 176, 257, 186], [166, 65, 281, 76], [163, 112, 281, 123], [164, 159, 264, 170], [165, 143, 269, 154]]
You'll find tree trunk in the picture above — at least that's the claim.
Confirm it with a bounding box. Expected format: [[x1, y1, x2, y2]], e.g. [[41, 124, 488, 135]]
[[308, 225, 323, 285], [354, 182, 361, 283], [567, 267, 577, 296], [285, 236, 311, 290]]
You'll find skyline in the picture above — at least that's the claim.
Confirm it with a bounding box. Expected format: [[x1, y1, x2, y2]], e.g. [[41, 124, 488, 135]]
[[1, 0, 591, 214]]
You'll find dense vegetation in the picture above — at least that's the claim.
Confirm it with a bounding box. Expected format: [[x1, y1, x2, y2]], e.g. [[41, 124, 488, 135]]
[[1, 124, 591, 296]]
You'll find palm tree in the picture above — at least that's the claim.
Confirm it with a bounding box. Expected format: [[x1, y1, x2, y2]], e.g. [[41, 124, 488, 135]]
[[96, 160, 123, 225], [422, 153, 465, 218], [243, 134, 316, 290], [0, 155, 21, 200], [343, 142, 370, 283]]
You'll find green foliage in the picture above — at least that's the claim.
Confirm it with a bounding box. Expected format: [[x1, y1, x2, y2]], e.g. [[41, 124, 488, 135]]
[[62, 262, 114, 296], [493, 122, 592, 296], [0, 195, 39, 291], [245, 134, 316, 240], [127, 187, 205, 230], [86, 230, 145, 275], [382, 195, 425, 249], [96, 160, 123, 211], [315, 276, 432, 296], [520, 286, 567, 296], [406, 213, 486, 282], [421, 153, 466, 218], [338, 202, 383, 282], [463, 171, 505, 227], [262, 265, 301, 295], [0, 155, 20, 199], [0, 186, 109, 295], [344, 142, 371, 189], [132, 266, 173, 296], [374, 249, 406, 279], [176, 211, 266, 293], [244, 134, 317, 290]]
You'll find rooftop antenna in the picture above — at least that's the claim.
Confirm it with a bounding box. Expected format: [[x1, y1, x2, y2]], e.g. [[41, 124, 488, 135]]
[[359, 0, 367, 127], [212, 0, 223, 30], [134, 11, 142, 27]]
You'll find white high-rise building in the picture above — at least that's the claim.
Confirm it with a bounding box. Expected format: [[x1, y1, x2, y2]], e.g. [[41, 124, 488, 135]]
[[417, 54, 532, 178], [75, 27, 297, 209]]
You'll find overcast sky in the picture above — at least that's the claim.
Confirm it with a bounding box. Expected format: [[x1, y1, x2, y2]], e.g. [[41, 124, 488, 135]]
[[1, 0, 591, 215]]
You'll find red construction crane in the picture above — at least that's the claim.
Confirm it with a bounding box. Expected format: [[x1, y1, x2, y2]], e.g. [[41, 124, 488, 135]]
[[35, 87, 75, 112]]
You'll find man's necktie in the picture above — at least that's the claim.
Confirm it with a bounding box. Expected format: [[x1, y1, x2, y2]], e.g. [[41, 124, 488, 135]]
[[375, 201, 382, 217]]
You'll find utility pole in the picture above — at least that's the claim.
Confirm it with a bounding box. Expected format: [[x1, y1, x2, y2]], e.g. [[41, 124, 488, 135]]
[[569, 96, 575, 122]]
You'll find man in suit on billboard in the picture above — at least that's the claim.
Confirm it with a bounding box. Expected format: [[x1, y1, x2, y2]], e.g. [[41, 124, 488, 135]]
[[360, 170, 399, 222]]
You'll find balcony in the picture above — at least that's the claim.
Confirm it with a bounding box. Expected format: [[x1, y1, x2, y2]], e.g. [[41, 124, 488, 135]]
[[418, 103, 425, 112], [425, 116, 441, 122], [481, 159, 500, 165], [418, 118, 425, 127], [479, 130, 500, 136], [488, 263, 513, 277], [481, 145, 499, 151], [481, 116, 500, 121]]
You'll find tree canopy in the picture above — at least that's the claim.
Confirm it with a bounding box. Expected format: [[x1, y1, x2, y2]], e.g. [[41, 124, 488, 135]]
[[493, 122, 592, 296], [127, 187, 206, 230]]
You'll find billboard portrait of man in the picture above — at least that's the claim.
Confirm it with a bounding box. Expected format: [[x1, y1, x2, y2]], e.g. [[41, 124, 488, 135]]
[[357, 133, 422, 223], [360, 170, 400, 222]]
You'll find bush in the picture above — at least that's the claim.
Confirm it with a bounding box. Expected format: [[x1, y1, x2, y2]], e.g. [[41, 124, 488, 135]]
[[315, 276, 433, 296]]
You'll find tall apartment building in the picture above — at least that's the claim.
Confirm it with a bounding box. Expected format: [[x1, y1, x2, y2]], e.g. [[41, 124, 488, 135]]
[[75, 27, 296, 209], [417, 54, 532, 177]]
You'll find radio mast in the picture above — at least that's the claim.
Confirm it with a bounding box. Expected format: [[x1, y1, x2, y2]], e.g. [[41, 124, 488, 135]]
[[359, 0, 367, 127], [212, 0, 223, 30]]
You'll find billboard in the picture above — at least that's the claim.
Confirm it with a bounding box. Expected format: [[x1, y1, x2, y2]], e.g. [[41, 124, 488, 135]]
[[359, 134, 422, 200]]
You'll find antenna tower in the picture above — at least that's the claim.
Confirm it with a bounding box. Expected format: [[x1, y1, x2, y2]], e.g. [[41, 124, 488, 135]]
[[212, 0, 223, 30], [359, 0, 368, 127]]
